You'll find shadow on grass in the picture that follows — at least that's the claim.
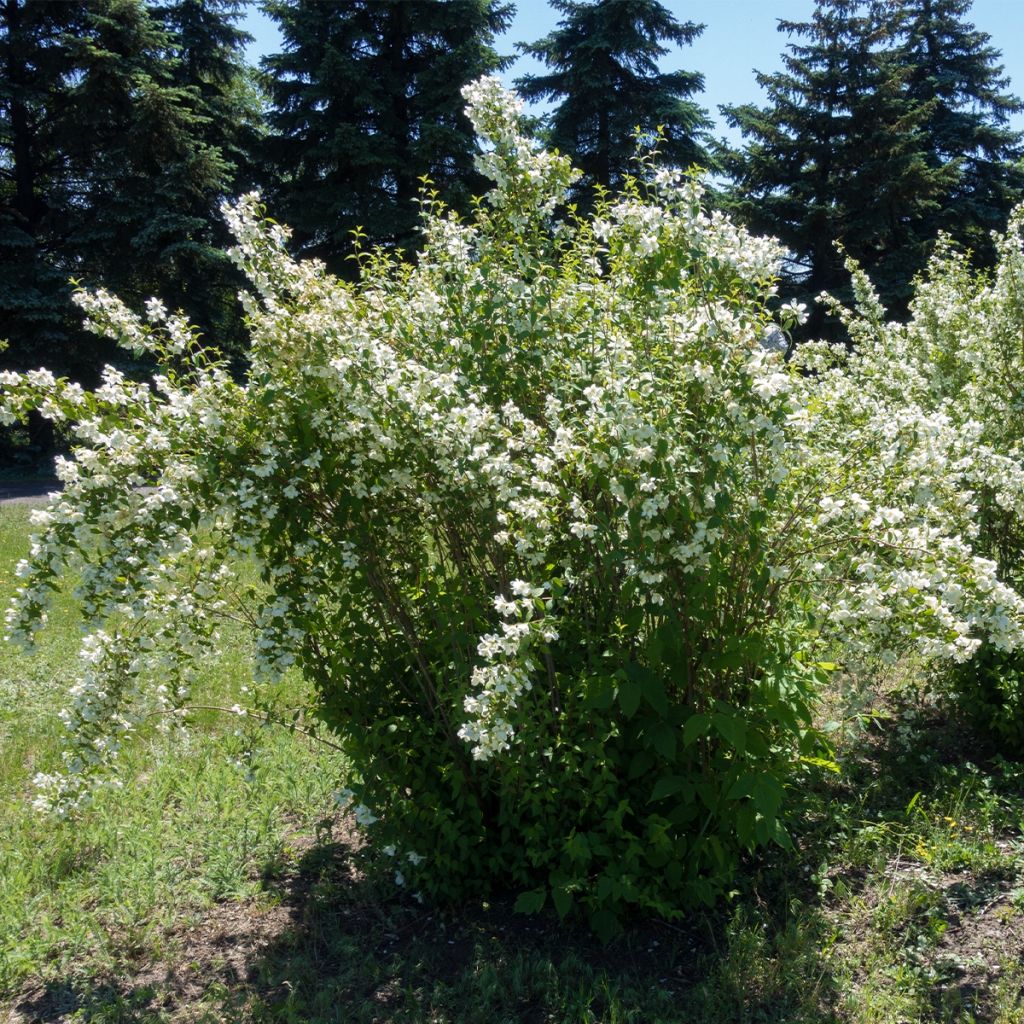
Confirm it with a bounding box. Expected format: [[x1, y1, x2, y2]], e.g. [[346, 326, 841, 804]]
[[793, 681, 1024, 1024], [20, 686, 1024, 1024], [11, 678, 1024, 1023], [12, 823, 844, 1024], [13, 982, 162, 1024], [235, 834, 843, 1024]]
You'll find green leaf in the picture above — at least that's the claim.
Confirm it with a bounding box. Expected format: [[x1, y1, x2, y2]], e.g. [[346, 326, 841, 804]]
[[552, 886, 573, 920], [618, 677, 642, 718], [770, 818, 794, 851], [650, 775, 688, 801], [625, 662, 669, 717], [752, 775, 785, 817], [565, 831, 591, 865], [736, 802, 756, 845], [682, 713, 710, 747], [726, 771, 758, 801], [584, 675, 615, 710], [713, 712, 746, 753], [643, 674, 669, 717], [513, 888, 547, 914], [629, 750, 654, 779], [648, 721, 677, 760]]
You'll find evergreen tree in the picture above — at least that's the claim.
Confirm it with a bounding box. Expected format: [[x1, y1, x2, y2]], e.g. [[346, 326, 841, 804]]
[[722, 0, 953, 332], [63, 0, 257, 342], [898, 0, 1024, 266], [153, 0, 262, 346], [0, 0, 84, 375], [1, 0, 254, 374], [156, 0, 262, 200], [261, 0, 513, 266], [516, 0, 712, 193], [0, 0, 256, 463]]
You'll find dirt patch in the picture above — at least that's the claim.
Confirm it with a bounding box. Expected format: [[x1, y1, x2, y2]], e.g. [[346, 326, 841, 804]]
[[932, 876, 1024, 1014], [8, 898, 294, 1023], [6, 814, 365, 1023]]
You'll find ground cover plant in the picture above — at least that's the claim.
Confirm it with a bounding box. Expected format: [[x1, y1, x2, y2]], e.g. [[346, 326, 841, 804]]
[[4, 79, 1024, 944]]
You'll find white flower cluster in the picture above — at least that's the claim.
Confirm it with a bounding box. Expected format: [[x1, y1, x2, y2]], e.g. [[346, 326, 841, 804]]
[[462, 76, 580, 226], [788, 241, 1024, 665]]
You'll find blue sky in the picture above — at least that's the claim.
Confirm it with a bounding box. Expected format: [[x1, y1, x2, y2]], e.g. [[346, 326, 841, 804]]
[[242, 0, 1024, 148]]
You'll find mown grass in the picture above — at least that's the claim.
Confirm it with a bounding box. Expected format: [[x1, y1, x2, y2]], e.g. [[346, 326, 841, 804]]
[[1, 502, 1024, 1023], [0, 505, 344, 1019]]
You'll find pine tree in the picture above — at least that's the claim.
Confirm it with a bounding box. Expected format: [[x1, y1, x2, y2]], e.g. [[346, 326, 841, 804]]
[[63, 0, 256, 339], [516, 0, 712, 193], [898, 0, 1024, 266], [152, 0, 262, 348], [0, 0, 85, 376], [1, 0, 255, 373], [722, 0, 953, 332], [1, 0, 256, 463], [261, 0, 513, 266], [156, 0, 261, 197]]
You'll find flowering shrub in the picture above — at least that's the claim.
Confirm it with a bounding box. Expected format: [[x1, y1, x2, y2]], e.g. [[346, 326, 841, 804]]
[[801, 221, 1024, 749], [5, 79, 1024, 932]]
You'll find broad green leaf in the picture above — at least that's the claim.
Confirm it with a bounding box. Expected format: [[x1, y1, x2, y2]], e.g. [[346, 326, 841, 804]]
[[650, 775, 688, 801], [682, 713, 710, 747], [713, 712, 746, 753], [648, 721, 677, 760], [513, 888, 546, 914], [618, 677, 642, 718]]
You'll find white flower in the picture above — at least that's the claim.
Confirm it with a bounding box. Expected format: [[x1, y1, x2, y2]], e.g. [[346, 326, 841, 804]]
[[353, 803, 378, 827], [780, 299, 808, 325]]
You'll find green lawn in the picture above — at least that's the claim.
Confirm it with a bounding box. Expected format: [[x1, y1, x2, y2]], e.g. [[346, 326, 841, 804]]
[[1, 502, 1024, 1023]]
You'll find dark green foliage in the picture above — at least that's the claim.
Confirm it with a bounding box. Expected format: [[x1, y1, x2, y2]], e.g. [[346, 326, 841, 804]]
[[260, 0, 513, 267], [62, 0, 258, 356], [143, 0, 263, 350], [0, 0, 255, 397], [0, 0, 87, 377], [721, 1, 953, 335], [302, 535, 825, 937], [948, 647, 1024, 756], [722, 0, 1024, 335], [516, 0, 712, 193], [899, 0, 1024, 268]]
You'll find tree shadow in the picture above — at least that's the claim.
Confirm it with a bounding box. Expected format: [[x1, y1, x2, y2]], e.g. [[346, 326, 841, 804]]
[[11, 680, 1024, 1023], [10, 820, 845, 1023], [13, 981, 160, 1023], [233, 829, 845, 1024]]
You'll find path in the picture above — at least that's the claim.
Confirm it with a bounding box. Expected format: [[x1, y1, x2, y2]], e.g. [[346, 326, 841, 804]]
[[0, 480, 60, 505]]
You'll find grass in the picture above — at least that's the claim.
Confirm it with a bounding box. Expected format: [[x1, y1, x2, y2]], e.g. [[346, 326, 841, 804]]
[[1, 502, 1023, 1023], [0, 505, 344, 1019]]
